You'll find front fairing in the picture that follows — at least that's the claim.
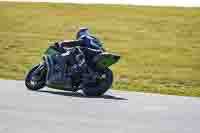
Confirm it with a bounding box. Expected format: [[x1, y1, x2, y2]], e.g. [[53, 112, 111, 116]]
[[93, 52, 120, 69]]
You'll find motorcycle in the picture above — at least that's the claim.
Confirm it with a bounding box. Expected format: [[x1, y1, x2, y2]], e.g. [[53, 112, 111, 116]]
[[25, 44, 120, 96]]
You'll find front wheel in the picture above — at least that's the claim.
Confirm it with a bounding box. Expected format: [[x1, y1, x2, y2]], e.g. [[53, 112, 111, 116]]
[[82, 68, 113, 96], [25, 64, 46, 91]]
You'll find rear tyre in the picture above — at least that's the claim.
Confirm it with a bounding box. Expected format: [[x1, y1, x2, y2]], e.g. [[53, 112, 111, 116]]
[[25, 64, 46, 91], [82, 68, 113, 96]]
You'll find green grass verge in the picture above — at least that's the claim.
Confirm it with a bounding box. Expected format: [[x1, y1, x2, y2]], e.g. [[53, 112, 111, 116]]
[[0, 1, 200, 97]]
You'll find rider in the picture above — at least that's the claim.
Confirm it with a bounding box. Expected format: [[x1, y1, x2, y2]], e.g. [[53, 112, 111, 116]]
[[52, 27, 104, 87]]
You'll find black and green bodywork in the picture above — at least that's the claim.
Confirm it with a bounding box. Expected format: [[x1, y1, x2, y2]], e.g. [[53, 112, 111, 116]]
[[25, 45, 120, 96]]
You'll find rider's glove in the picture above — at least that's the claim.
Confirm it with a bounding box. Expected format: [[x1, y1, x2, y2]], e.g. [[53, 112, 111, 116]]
[[54, 42, 62, 48]]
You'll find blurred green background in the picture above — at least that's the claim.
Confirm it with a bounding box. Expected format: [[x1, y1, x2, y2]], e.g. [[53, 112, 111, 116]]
[[0, 2, 200, 96]]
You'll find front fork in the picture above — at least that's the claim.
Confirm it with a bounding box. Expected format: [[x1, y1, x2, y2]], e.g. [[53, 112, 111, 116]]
[[32, 59, 47, 80]]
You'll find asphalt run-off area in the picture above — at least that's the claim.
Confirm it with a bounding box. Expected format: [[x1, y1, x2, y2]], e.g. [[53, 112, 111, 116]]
[[0, 80, 200, 133]]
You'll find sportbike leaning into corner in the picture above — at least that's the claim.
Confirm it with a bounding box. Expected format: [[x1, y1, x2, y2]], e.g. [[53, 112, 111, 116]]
[[25, 27, 121, 96]]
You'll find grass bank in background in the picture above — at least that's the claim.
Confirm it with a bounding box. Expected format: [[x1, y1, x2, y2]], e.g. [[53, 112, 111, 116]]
[[0, 2, 200, 97]]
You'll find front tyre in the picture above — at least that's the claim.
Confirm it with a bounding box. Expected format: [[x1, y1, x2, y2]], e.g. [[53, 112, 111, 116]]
[[25, 64, 46, 91], [83, 68, 113, 96]]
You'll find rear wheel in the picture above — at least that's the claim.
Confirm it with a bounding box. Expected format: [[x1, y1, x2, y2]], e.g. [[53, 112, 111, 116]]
[[25, 64, 46, 91], [82, 68, 113, 96]]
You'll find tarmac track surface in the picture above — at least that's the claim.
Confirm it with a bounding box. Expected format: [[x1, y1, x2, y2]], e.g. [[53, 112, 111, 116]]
[[0, 79, 200, 133]]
